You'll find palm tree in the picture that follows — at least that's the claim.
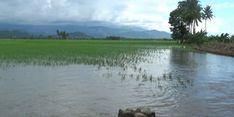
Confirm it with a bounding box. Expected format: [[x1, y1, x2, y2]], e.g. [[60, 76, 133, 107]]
[[202, 5, 213, 32], [178, 0, 202, 34], [56, 30, 69, 39], [56, 30, 61, 39]]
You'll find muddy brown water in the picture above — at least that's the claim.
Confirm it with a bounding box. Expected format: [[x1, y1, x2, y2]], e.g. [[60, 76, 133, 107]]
[[0, 48, 234, 117]]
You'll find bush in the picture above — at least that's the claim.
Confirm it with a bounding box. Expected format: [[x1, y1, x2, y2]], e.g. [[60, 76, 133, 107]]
[[230, 35, 234, 43], [106, 36, 121, 40], [186, 31, 207, 45], [207, 35, 218, 41], [220, 33, 230, 43], [206, 33, 233, 43]]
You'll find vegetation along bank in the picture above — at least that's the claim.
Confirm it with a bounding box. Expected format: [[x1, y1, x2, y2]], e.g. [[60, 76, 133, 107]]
[[168, 0, 234, 57]]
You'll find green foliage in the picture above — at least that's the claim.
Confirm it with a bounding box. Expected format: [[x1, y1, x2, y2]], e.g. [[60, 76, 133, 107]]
[[178, 0, 202, 34], [202, 5, 214, 20], [202, 5, 214, 31], [106, 36, 121, 40], [206, 33, 234, 43], [208, 33, 230, 43], [220, 33, 230, 43], [169, 0, 214, 44], [48, 35, 53, 39], [187, 31, 207, 45], [56, 30, 69, 39], [169, 9, 189, 43], [231, 35, 234, 43]]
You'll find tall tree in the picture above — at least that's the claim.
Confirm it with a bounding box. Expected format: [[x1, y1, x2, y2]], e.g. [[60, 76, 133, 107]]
[[202, 5, 214, 32], [56, 30, 61, 39], [60, 31, 69, 39], [178, 0, 202, 34], [169, 0, 214, 43], [169, 9, 189, 43], [56, 30, 69, 39]]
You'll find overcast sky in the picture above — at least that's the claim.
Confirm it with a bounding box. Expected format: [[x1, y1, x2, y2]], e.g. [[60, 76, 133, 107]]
[[0, 0, 233, 34]]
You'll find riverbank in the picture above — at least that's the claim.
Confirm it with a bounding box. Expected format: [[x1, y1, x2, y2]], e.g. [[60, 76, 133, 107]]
[[194, 42, 234, 57]]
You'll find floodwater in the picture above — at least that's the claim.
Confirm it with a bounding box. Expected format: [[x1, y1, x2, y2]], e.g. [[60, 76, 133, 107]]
[[0, 47, 234, 117]]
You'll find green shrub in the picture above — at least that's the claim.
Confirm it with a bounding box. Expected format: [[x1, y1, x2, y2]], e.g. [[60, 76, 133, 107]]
[[231, 35, 234, 43], [207, 35, 218, 41], [206, 33, 233, 43], [186, 31, 207, 45], [219, 33, 230, 43], [106, 36, 121, 40]]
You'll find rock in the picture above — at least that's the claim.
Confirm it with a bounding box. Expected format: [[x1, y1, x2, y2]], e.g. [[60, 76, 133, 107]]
[[118, 107, 155, 117], [136, 107, 151, 114], [118, 109, 134, 117], [134, 112, 147, 117]]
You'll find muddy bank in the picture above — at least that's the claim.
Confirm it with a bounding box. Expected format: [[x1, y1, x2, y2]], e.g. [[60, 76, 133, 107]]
[[194, 43, 234, 57]]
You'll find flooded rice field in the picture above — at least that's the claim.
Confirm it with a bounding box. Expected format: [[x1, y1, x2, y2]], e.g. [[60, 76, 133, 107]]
[[0, 47, 234, 117]]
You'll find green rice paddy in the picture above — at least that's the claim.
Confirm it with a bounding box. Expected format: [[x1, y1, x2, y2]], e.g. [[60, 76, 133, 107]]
[[0, 39, 178, 66]]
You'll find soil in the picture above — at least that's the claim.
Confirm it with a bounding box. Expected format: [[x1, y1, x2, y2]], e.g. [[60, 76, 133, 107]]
[[194, 43, 234, 57]]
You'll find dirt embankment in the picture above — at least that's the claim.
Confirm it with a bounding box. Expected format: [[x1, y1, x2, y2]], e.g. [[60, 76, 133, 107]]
[[194, 43, 234, 57]]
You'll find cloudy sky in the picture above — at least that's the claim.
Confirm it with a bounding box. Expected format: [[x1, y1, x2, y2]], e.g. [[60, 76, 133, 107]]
[[0, 0, 233, 34]]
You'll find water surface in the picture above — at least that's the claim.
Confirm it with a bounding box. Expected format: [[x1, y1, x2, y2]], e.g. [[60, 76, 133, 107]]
[[0, 47, 234, 117]]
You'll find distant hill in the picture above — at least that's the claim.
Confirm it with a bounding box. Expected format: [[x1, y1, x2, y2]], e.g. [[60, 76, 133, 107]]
[[0, 22, 171, 39], [69, 32, 92, 38], [0, 30, 32, 38], [116, 30, 170, 39]]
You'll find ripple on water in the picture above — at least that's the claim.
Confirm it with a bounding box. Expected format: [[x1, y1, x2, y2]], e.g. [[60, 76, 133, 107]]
[[0, 47, 234, 117]]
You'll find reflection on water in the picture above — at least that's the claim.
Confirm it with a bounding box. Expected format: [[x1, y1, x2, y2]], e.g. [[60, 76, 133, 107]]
[[0, 47, 234, 117]]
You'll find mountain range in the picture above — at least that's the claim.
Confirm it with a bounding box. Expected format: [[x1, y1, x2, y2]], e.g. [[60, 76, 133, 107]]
[[0, 22, 171, 39]]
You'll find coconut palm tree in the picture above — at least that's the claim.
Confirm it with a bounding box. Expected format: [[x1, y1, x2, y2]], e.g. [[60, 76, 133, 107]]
[[202, 5, 214, 32], [178, 0, 202, 34]]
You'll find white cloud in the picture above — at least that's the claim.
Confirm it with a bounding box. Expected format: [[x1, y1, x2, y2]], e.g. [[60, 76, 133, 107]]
[[207, 18, 224, 34], [1, 0, 231, 34], [0, 0, 181, 32], [199, 1, 234, 35], [0, 0, 127, 24], [113, 0, 178, 32]]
